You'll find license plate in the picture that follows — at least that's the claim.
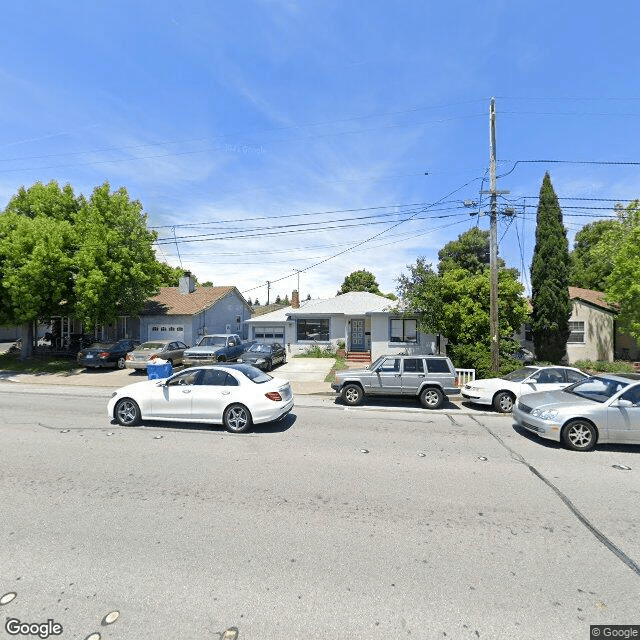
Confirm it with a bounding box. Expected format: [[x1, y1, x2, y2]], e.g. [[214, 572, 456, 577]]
[[86, 354, 94, 359]]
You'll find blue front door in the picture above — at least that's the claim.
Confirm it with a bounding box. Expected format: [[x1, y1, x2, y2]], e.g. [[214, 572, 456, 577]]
[[351, 319, 365, 352]]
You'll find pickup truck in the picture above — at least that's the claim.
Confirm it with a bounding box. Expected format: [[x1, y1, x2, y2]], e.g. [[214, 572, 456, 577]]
[[182, 334, 246, 366]]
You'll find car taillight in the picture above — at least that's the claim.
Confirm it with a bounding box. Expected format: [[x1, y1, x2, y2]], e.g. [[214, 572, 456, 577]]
[[126, 354, 132, 360], [265, 392, 282, 401], [454, 377, 459, 387], [99, 352, 110, 358]]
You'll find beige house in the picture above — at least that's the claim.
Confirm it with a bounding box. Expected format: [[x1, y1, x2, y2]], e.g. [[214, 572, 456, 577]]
[[519, 287, 639, 364]]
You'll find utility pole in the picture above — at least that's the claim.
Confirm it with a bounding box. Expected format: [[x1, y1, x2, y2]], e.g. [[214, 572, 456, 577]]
[[481, 98, 509, 374], [266, 280, 271, 305]]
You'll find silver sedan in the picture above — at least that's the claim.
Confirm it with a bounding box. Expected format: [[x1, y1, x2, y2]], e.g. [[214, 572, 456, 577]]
[[513, 373, 640, 451]]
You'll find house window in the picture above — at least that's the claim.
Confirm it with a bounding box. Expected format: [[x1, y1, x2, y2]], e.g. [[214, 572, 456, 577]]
[[160, 326, 167, 332], [568, 321, 585, 343], [390, 318, 417, 343], [297, 318, 329, 341], [151, 326, 159, 332], [236, 316, 241, 324]]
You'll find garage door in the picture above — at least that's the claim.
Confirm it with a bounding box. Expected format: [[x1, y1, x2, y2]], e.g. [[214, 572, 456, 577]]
[[148, 324, 185, 341], [253, 325, 285, 344]]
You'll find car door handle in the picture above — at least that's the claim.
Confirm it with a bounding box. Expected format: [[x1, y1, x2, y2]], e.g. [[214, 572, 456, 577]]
[[181, 389, 191, 394], [222, 390, 231, 395]]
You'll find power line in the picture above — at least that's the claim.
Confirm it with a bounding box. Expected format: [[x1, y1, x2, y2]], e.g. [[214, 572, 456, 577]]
[[239, 174, 487, 294]]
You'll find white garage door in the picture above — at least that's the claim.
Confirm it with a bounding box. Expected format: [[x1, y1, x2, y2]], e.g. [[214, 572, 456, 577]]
[[253, 325, 285, 344], [148, 324, 185, 341]]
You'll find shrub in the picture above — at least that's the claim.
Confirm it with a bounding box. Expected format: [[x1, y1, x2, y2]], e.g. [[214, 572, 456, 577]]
[[297, 345, 337, 358], [573, 360, 635, 374]]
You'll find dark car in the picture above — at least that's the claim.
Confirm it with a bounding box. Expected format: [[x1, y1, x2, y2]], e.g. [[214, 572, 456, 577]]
[[77, 339, 138, 369], [237, 342, 287, 371]]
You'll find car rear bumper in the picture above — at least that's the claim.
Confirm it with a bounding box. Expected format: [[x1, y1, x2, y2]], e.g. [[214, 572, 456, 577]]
[[124, 361, 148, 370]]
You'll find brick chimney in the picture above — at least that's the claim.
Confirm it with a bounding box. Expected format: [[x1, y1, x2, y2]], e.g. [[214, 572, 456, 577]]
[[292, 290, 300, 309], [179, 271, 196, 294]]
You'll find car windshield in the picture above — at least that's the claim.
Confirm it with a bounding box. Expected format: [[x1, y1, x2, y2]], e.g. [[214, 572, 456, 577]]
[[234, 364, 272, 383], [248, 344, 271, 353], [137, 342, 166, 350], [369, 356, 386, 370], [502, 367, 538, 382], [90, 342, 116, 350], [564, 376, 631, 403], [197, 336, 227, 347]]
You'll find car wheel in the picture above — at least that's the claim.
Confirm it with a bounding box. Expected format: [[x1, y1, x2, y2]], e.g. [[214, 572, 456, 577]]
[[420, 387, 444, 410], [223, 404, 253, 433], [562, 420, 597, 451], [116, 356, 126, 369], [341, 384, 363, 406], [266, 359, 273, 372], [493, 391, 515, 413], [114, 398, 141, 426]]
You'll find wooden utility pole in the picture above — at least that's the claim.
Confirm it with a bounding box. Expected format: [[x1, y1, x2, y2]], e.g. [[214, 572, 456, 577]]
[[481, 98, 509, 374]]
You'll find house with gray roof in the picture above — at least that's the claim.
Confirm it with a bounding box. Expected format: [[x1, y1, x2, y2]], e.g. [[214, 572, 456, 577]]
[[245, 290, 440, 361]]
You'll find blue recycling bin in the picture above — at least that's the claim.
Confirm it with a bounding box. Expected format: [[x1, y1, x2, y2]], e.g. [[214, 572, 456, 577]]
[[147, 361, 173, 380]]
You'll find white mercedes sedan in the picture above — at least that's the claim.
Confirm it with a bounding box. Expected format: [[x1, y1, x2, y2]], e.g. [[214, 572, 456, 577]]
[[461, 366, 589, 413], [107, 364, 294, 433]]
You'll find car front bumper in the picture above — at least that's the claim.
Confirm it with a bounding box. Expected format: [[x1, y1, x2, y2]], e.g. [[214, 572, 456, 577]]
[[461, 387, 492, 405], [512, 405, 562, 443]]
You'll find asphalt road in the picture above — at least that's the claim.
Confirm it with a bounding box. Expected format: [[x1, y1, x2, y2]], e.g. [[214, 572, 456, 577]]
[[0, 383, 639, 640]]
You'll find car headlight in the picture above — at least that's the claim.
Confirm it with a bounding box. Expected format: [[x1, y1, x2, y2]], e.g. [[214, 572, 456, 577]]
[[255, 358, 266, 364], [531, 408, 559, 421]]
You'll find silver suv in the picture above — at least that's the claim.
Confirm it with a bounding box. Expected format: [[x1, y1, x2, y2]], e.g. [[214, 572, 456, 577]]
[[331, 354, 459, 409]]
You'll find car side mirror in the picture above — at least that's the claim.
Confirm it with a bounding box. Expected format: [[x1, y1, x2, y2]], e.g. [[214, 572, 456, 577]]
[[617, 399, 634, 408]]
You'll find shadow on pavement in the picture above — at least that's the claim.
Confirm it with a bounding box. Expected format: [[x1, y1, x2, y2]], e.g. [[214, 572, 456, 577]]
[[115, 411, 297, 434]]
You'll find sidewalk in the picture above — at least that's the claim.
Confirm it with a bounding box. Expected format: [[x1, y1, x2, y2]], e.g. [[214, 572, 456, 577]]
[[0, 360, 337, 396]]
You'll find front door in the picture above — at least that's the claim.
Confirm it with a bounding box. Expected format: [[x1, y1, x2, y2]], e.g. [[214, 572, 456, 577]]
[[351, 319, 366, 352]]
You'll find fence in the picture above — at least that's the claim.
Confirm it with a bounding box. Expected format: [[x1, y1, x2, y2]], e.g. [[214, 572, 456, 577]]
[[455, 368, 476, 386]]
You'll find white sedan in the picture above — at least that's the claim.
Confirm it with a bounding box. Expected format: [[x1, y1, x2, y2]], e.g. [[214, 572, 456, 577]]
[[461, 366, 589, 413], [107, 364, 294, 433]]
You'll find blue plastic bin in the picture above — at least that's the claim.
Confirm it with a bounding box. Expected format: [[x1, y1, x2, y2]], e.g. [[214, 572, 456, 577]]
[[147, 362, 173, 380]]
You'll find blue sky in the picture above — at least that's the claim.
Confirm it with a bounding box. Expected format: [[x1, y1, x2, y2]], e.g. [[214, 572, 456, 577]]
[[1, 1, 639, 302]]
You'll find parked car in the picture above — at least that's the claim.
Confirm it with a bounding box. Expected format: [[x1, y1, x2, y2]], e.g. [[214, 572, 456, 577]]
[[107, 363, 294, 433], [182, 334, 245, 366], [511, 347, 535, 364], [125, 339, 189, 370], [237, 342, 287, 371], [513, 373, 640, 451], [77, 339, 138, 369], [331, 354, 459, 409], [461, 366, 589, 413]]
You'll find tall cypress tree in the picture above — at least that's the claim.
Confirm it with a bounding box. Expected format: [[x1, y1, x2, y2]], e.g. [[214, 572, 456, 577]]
[[530, 172, 573, 362]]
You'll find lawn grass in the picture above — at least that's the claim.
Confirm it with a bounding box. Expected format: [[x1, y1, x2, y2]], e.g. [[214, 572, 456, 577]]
[[0, 352, 80, 374], [324, 356, 348, 383]]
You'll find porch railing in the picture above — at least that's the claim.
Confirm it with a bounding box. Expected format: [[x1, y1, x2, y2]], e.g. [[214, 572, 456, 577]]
[[455, 368, 476, 386]]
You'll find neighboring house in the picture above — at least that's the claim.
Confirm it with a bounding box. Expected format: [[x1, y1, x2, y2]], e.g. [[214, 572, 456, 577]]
[[245, 290, 441, 361], [517, 287, 639, 364], [139, 273, 252, 347]]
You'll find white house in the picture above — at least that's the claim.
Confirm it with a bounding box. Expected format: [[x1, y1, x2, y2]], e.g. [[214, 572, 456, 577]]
[[246, 290, 441, 361]]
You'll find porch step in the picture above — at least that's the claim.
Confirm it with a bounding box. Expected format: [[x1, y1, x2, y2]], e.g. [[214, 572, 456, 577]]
[[346, 352, 371, 365]]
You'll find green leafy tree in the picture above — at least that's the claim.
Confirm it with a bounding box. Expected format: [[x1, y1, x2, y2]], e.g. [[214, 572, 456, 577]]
[[157, 265, 200, 287], [530, 173, 573, 363], [569, 219, 619, 291], [604, 200, 640, 340], [397, 231, 528, 377], [338, 269, 383, 295], [0, 181, 80, 356], [72, 183, 163, 327]]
